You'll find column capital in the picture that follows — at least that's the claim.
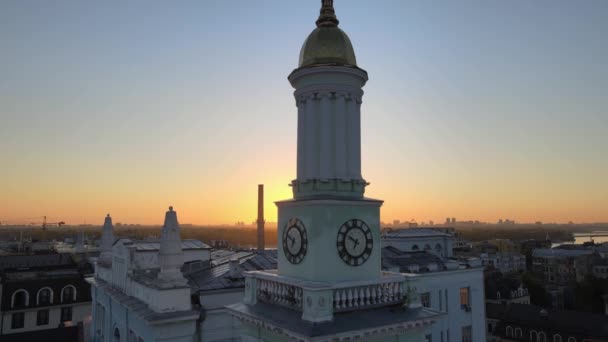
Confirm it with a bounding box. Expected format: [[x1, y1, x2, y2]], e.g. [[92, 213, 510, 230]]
[[316, 91, 333, 100], [335, 91, 351, 99]]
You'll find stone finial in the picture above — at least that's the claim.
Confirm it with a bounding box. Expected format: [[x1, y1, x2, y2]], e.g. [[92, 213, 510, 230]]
[[316, 0, 339, 27]]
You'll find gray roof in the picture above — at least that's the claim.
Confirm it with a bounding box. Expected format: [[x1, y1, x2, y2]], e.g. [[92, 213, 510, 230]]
[[383, 228, 451, 239], [210, 250, 259, 267], [382, 246, 447, 272], [0, 253, 75, 271], [132, 239, 210, 251], [227, 301, 441, 339], [187, 250, 277, 292], [532, 248, 594, 258]]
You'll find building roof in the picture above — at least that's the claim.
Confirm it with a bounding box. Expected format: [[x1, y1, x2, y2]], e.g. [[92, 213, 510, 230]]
[[187, 250, 277, 292], [381, 246, 446, 273], [532, 248, 594, 258], [228, 301, 440, 339], [0, 253, 75, 271], [487, 303, 608, 338], [382, 228, 451, 239], [131, 239, 210, 251]]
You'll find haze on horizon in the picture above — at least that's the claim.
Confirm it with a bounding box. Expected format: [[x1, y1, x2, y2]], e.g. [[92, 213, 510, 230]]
[[1, 1, 607, 226]]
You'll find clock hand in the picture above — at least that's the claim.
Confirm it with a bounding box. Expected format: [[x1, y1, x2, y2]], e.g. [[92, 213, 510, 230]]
[[348, 236, 360, 248]]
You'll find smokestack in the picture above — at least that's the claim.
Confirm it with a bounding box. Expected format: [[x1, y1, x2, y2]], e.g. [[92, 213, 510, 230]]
[[257, 184, 265, 251]]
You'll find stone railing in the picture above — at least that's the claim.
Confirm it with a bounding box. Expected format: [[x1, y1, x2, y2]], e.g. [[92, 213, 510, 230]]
[[244, 271, 408, 323], [333, 279, 404, 312], [256, 277, 304, 310]]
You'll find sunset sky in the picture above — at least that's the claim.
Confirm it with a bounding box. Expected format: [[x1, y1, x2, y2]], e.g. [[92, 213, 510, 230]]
[[1, 0, 607, 226]]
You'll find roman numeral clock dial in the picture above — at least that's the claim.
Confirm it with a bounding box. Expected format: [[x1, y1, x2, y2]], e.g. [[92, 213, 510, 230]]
[[282, 218, 308, 264], [337, 219, 373, 266]]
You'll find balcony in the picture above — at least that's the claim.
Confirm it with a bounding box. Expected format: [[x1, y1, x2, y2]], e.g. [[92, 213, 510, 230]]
[[243, 270, 410, 323]]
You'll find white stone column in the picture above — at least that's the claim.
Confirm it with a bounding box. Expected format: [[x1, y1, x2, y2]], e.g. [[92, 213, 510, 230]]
[[304, 94, 317, 179], [346, 95, 362, 180], [296, 96, 306, 180], [334, 91, 348, 178], [318, 92, 333, 179]]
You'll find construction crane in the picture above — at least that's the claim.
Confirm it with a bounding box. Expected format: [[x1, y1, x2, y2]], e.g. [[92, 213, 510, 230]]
[[40, 216, 66, 230]]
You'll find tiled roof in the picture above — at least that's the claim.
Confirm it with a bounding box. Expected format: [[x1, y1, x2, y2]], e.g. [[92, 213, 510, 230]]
[[187, 250, 277, 292], [382, 228, 451, 239]]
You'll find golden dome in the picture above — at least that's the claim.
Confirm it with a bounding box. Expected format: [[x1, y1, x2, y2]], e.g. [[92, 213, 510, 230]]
[[298, 0, 357, 68]]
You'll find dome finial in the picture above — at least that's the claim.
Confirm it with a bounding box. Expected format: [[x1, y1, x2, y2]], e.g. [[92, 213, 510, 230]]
[[316, 0, 339, 27]]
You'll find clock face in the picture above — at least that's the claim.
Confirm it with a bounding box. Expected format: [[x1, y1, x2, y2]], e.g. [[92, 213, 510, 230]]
[[337, 219, 373, 266], [282, 218, 307, 264]]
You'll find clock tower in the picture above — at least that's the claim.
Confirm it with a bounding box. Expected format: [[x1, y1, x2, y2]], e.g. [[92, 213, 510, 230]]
[[229, 2, 440, 340], [276, 0, 382, 283]]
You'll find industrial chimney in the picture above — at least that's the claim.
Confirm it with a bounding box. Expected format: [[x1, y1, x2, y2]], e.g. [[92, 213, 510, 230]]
[[257, 184, 265, 251]]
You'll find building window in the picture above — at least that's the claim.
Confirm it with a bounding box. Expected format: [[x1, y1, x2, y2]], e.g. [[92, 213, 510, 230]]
[[37, 287, 52, 305], [11, 289, 29, 308], [61, 285, 77, 303], [531, 330, 538, 341], [421, 292, 431, 308], [460, 287, 470, 309], [567, 338, 576, 342], [37, 309, 50, 325], [487, 323, 493, 333], [539, 332, 547, 342], [11, 312, 25, 329], [515, 328, 522, 338], [412, 244, 419, 251], [61, 306, 73, 322], [506, 326, 513, 337], [114, 327, 121, 342], [425, 244, 432, 250], [554, 335, 562, 342], [462, 325, 472, 342], [439, 289, 443, 310], [426, 334, 433, 342], [435, 243, 443, 252]]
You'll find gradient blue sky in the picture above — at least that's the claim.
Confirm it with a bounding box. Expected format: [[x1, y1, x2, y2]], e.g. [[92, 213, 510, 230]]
[[1, 0, 607, 225]]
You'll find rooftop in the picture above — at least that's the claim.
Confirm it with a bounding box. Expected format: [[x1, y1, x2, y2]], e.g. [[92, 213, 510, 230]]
[[532, 248, 594, 258], [0, 253, 75, 271], [382, 228, 452, 239]]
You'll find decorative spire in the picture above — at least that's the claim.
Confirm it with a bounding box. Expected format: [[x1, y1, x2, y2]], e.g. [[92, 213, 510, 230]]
[[158, 206, 187, 286], [316, 0, 339, 27], [99, 213, 115, 265]]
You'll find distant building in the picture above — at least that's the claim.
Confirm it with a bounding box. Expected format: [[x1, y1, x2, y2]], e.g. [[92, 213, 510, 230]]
[[593, 258, 608, 279], [486, 303, 608, 342], [0, 253, 91, 341], [532, 249, 595, 285], [480, 252, 527, 274]]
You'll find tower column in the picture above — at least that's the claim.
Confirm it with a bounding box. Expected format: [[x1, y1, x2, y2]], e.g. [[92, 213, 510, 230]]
[[304, 94, 318, 179], [334, 91, 348, 178], [296, 96, 306, 179], [318, 91, 333, 179], [347, 95, 362, 179]]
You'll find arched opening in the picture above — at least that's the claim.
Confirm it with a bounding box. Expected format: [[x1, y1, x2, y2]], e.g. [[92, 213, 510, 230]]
[[412, 245, 419, 251], [554, 335, 562, 342], [568, 338, 576, 342], [114, 327, 121, 342], [435, 243, 442, 252], [37, 287, 53, 305], [11, 289, 29, 308], [61, 285, 77, 303], [531, 331, 538, 342], [539, 332, 547, 342], [424, 244, 431, 250], [515, 328, 522, 338], [506, 326, 513, 338]]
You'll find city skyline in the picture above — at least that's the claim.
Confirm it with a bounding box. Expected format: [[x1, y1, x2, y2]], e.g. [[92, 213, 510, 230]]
[[1, 0, 607, 225]]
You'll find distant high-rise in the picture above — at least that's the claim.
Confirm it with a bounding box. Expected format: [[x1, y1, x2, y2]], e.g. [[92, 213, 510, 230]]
[[256, 184, 265, 251]]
